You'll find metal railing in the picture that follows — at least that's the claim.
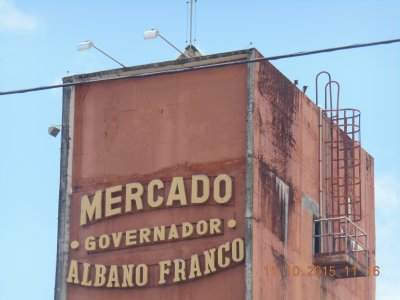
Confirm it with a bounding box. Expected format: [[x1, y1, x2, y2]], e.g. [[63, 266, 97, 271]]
[[313, 216, 369, 267]]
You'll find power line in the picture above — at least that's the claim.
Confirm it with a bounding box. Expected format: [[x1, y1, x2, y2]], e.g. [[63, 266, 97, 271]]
[[1, 38, 399, 97]]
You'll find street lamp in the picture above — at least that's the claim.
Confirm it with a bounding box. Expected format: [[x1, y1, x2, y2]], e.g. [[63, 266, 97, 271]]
[[77, 40, 126, 68], [144, 29, 190, 59]]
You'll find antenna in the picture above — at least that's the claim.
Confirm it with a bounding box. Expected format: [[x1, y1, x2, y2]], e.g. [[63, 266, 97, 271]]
[[146, 1, 202, 59], [189, 0, 193, 48], [182, 0, 202, 58]]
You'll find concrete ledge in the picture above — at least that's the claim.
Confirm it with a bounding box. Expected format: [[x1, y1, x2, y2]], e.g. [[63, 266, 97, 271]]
[[302, 195, 319, 217], [313, 253, 368, 279]]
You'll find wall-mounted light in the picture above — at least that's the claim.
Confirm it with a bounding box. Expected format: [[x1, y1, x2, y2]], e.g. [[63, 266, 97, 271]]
[[48, 125, 61, 137], [144, 29, 190, 59], [77, 40, 126, 68]]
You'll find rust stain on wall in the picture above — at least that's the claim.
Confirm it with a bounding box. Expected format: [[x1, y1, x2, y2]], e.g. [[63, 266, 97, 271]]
[[271, 247, 288, 299], [257, 158, 292, 244], [257, 62, 298, 177], [251, 52, 375, 300]]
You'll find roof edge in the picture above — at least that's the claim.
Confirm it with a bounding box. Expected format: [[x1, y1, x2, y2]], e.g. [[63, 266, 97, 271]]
[[63, 48, 257, 83]]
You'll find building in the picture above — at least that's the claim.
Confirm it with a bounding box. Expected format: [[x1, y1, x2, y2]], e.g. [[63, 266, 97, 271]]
[[54, 48, 376, 299]]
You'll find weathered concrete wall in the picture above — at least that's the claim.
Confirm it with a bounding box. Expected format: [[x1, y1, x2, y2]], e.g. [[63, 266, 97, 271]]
[[251, 55, 375, 299], [56, 49, 376, 300]]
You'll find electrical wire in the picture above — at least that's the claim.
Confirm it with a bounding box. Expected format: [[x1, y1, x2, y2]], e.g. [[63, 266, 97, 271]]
[[1, 38, 399, 96]]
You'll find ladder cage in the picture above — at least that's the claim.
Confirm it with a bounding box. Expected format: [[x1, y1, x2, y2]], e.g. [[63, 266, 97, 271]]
[[324, 108, 362, 221], [314, 73, 369, 278]]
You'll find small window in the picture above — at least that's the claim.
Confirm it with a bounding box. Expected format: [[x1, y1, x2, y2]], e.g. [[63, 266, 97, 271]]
[[314, 219, 321, 254]]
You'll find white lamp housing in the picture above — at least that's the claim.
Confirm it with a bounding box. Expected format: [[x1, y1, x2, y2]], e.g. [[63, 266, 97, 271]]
[[144, 29, 159, 40], [77, 41, 93, 51]]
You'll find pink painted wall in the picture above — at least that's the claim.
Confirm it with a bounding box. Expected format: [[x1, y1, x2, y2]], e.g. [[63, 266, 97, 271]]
[[67, 63, 248, 300], [62, 49, 376, 300]]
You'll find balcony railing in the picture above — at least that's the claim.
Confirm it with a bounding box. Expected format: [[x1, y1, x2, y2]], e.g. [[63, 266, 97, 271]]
[[313, 216, 369, 278]]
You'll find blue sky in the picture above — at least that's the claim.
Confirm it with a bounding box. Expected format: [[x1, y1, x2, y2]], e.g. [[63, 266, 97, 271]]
[[0, 0, 398, 299]]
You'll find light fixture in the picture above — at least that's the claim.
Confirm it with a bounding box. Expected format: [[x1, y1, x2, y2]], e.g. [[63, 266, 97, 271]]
[[144, 29, 190, 59], [48, 125, 61, 137], [77, 40, 93, 51], [143, 29, 159, 40], [77, 40, 126, 68]]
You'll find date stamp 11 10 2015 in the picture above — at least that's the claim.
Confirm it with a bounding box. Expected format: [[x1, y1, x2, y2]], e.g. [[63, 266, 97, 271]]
[[264, 265, 380, 278]]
